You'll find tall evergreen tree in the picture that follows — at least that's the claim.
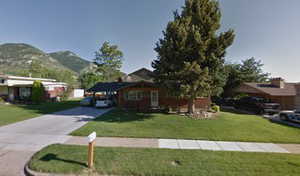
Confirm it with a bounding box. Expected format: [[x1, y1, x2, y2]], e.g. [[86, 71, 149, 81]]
[[152, 0, 235, 113], [239, 57, 269, 83]]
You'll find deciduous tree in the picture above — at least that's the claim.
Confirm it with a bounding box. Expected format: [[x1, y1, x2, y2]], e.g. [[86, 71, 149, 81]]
[[79, 72, 103, 90], [94, 42, 124, 81]]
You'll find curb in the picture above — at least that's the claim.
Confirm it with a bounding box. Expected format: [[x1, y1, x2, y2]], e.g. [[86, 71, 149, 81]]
[[25, 163, 73, 176]]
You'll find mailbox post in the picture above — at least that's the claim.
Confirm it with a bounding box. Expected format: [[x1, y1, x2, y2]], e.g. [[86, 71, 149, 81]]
[[87, 132, 96, 168]]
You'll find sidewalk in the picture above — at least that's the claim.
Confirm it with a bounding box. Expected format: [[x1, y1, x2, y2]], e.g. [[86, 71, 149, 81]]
[[65, 136, 300, 154]]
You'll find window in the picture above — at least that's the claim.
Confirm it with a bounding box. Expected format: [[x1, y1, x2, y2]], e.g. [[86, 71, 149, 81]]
[[124, 90, 144, 101], [19, 87, 31, 99]]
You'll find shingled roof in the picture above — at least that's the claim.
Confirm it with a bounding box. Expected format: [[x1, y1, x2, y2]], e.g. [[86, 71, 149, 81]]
[[87, 82, 134, 92], [88, 68, 155, 92], [243, 82, 297, 96], [87, 81, 158, 93], [121, 68, 154, 82]]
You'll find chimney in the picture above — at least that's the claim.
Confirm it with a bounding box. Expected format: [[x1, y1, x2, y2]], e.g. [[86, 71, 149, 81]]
[[271, 77, 285, 88]]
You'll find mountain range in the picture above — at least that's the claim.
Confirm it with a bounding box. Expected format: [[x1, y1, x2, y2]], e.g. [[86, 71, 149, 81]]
[[0, 43, 93, 76]]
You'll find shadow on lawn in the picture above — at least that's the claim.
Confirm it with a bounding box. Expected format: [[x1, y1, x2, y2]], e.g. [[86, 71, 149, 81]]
[[15, 100, 81, 116], [94, 110, 154, 123], [40, 153, 87, 167], [221, 107, 254, 115]]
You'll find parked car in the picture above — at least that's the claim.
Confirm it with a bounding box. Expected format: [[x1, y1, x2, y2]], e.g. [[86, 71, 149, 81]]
[[80, 97, 93, 106], [279, 110, 300, 123], [234, 97, 280, 114], [95, 97, 113, 108], [212, 97, 236, 107]]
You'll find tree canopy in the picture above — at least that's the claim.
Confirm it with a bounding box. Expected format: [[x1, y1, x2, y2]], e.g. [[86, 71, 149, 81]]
[[222, 57, 270, 97], [27, 60, 77, 87], [152, 0, 235, 113], [94, 41, 124, 81], [79, 72, 103, 90]]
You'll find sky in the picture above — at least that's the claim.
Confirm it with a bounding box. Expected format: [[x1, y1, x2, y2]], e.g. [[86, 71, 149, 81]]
[[0, 0, 300, 82]]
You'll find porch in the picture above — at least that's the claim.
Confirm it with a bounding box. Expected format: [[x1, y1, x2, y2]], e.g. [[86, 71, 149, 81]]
[[0, 85, 32, 102]]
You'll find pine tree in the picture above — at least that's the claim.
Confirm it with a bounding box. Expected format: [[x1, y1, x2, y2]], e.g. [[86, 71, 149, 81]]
[[152, 0, 235, 113]]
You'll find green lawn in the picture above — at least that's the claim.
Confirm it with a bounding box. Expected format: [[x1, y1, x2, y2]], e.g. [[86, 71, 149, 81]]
[[71, 109, 300, 143], [29, 144, 300, 176], [0, 100, 80, 127]]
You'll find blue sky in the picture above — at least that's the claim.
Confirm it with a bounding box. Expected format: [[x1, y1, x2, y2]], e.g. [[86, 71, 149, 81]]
[[1, 0, 300, 82]]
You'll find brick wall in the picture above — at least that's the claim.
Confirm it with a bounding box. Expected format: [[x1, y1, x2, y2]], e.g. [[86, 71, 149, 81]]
[[118, 87, 211, 111], [45, 87, 66, 99]]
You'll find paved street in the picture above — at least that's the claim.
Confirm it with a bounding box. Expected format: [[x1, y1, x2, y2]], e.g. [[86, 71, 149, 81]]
[[0, 107, 111, 176]]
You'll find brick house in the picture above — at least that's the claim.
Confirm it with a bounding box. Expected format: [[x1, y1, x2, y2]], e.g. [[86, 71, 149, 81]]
[[235, 78, 300, 110], [88, 68, 211, 112], [0, 75, 67, 102]]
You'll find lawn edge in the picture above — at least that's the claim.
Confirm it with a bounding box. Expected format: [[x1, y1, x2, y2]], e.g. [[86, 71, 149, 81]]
[[25, 161, 121, 176], [0, 101, 80, 127]]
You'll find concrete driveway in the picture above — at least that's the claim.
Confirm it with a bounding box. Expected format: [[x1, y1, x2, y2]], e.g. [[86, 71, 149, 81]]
[[0, 106, 111, 176]]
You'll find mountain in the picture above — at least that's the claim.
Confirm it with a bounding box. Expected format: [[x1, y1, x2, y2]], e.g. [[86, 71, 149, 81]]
[[0, 43, 75, 76], [49, 51, 92, 73]]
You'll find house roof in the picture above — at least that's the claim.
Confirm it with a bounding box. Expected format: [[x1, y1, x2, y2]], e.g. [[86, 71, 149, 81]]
[[88, 68, 156, 93], [0, 75, 57, 82], [243, 82, 297, 96], [0, 74, 67, 87], [87, 81, 157, 93], [87, 82, 133, 92], [121, 68, 154, 82]]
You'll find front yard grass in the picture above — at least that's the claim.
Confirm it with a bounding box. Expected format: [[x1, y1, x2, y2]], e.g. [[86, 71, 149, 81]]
[[0, 99, 80, 127], [29, 144, 300, 176], [71, 109, 300, 143]]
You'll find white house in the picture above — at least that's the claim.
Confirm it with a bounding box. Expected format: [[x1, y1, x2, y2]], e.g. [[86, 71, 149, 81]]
[[0, 75, 67, 101]]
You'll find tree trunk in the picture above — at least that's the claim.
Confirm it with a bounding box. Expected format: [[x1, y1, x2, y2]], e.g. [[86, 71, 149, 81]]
[[188, 97, 195, 114], [177, 96, 181, 113]]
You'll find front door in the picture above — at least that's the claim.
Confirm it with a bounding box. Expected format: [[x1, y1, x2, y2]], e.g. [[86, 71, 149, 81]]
[[151, 91, 159, 107]]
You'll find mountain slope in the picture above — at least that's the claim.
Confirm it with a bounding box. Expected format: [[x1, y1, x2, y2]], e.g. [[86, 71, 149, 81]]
[[0, 43, 75, 76], [49, 51, 91, 73]]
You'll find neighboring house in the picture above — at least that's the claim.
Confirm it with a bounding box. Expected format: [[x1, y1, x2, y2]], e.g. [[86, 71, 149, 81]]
[[71, 89, 85, 98], [0, 75, 67, 102], [88, 68, 211, 112], [235, 78, 300, 110]]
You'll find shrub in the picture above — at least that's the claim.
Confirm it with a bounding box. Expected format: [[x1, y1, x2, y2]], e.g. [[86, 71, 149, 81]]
[[211, 105, 220, 113], [60, 86, 73, 101], [31, 80, 44, 104], [0, 97, 5, 104]]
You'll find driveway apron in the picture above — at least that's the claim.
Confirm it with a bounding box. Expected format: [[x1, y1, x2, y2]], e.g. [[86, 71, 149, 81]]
[[0, 106, 111, 176]]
